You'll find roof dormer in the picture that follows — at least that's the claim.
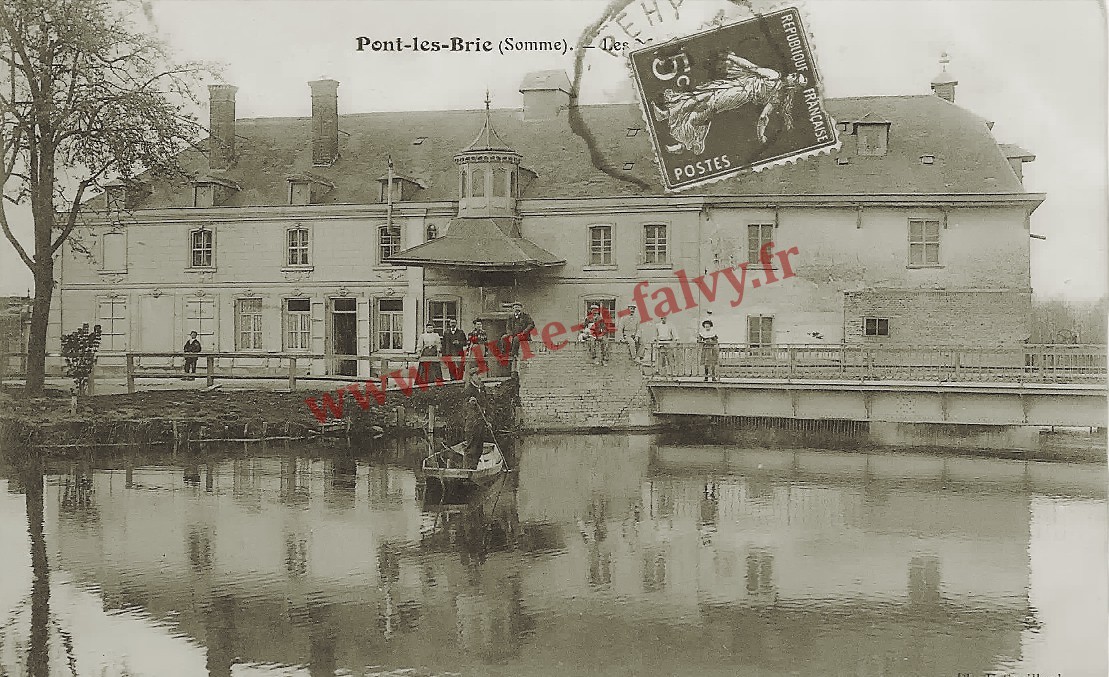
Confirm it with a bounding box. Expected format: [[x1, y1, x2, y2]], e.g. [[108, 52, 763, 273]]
[[285, 172, 335, 205], [193, 173, 240, 208], [854, 119, 890, 157], [1000, 144, 1036, 184], [454, 92, 523, 219], [103, 178, 151, 212], [377, 173, 424, 203]]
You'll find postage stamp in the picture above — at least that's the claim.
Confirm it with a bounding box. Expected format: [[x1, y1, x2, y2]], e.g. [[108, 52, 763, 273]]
[[628, 7, 838, 192]]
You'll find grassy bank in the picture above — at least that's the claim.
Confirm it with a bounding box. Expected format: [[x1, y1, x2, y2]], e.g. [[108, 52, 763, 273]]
[[0, 378, 518, 455]]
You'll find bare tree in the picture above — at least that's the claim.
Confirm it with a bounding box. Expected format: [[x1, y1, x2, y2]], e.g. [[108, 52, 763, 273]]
[[0, 0, 208, 394]]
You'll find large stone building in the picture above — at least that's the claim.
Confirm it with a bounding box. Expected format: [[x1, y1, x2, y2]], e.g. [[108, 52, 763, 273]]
[[48, 67, 1043, 376]]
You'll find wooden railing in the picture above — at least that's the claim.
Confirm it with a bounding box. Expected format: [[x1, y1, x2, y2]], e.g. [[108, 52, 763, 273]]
[[117, 352, 437, 393], [649, 343, 1107, 384], [0, 351, 433, 393], [2, 344, 1104, 392]]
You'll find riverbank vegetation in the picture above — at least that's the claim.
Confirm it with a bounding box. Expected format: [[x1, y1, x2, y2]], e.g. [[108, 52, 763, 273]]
[[0, 379, 519, 455]]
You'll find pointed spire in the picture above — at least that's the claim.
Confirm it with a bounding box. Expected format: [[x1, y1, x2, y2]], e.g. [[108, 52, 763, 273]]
[[462, 89, 512, 152]]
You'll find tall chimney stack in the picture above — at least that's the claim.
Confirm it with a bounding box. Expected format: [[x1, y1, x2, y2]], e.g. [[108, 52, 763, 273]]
[[309, 79, 339, 166], [207, 84, 238, 170]]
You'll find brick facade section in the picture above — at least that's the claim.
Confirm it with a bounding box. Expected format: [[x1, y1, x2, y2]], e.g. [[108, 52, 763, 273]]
[[518, 342, 653, 431], [843, 289, 1031, 347]]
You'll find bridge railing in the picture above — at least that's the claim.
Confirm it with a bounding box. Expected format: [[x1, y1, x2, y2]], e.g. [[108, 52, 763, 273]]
[[653, 343, 1107, 384]]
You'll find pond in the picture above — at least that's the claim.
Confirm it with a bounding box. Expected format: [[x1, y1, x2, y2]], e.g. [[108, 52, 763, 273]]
[[0, 434, 1105, 676]]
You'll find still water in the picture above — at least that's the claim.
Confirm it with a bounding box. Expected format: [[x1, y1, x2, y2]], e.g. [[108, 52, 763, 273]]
[[0, 435, 1105, 677]]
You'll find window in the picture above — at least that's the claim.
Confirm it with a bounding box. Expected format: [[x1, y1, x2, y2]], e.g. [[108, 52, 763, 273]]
[[427, 300, 458, 336], [643, 224, 668, 265], [583, 298, 616, 322], [748, 224, 774, 264], [102, 232, 126, 272], [286, 227, 310, 266], [909, 219, 940, 266], [426, 224, 439, 240], [589, 225, 613, 266], [237, 298, 264, 350], [460, 170, 468, 198], [864, 317, 889, 337], [745, 550, 775, 596], [185, 298, 216, 347], [190, 228, 214, 268], [747, 315, 773, 347], [97, 298, 127, 351], [470, 169, 485, 197], [376, 298, 404, 350], [285, 298, 312, 351], [492, 168, 507, 197], [379, 226, 401, 263], [509, 170, 517, 197]]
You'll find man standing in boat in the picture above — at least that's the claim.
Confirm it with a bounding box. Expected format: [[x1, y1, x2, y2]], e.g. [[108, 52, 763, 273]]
[[463, 396, 487, 469]]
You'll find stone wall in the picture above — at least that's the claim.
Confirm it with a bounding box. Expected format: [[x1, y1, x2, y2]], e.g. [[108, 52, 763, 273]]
[[517, 341, 654, 431], [843, 288, 1031, 347]]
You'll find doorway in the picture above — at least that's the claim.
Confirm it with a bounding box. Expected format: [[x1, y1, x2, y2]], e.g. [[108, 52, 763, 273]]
[[330, 298, 357, 376], [477, 317, 511, 377]]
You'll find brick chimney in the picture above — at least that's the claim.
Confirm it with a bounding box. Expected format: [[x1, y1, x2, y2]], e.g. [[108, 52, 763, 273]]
[[207, 84, 238, 170], [519, 70, 571, 121], [309, 79, 339, 166], [930, 52, 957, 103]]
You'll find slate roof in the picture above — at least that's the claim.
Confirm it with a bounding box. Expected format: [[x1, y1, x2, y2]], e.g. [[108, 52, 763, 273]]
[[93, 94, 1030, 211], [386, 217, 564, 271]]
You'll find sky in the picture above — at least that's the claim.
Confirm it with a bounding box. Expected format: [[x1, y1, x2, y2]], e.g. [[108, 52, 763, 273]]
[[1, 0, 1106, 301]]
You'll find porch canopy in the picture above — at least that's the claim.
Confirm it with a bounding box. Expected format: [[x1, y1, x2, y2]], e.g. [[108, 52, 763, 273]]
[[385, 217, 564, 272]]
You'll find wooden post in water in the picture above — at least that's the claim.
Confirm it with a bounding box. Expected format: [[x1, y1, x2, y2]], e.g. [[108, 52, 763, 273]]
[[125, 354, 135, 394], [206, 355, 215, 388]]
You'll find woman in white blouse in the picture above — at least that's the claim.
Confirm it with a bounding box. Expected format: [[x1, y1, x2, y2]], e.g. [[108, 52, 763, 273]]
[[416, 322, 443, 384]]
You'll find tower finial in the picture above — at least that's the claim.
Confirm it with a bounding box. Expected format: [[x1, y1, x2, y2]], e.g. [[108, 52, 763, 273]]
[[484, 89, 491, 112], [939, 51, 950, 72]]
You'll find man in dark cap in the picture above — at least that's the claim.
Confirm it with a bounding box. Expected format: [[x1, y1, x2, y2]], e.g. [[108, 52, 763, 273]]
[[504, 301, 535, 370], [441, 318, 468, 379]]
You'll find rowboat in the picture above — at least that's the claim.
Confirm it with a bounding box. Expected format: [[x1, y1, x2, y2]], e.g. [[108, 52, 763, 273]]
[[421, 441, 507, 489]]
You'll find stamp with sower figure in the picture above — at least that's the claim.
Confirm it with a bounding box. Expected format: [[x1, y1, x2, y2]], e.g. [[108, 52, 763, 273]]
[[629, 7, 838, 192]]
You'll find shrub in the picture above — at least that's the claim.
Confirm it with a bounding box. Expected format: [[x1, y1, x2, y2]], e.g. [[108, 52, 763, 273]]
[[61, 325, 102, 396]]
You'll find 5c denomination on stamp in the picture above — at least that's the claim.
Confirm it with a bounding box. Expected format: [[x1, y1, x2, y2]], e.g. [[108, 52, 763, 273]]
[[629, 7, 838, 192]]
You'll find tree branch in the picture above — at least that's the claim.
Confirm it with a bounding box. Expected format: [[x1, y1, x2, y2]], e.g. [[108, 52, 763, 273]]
[[0, 203, 35, 269]]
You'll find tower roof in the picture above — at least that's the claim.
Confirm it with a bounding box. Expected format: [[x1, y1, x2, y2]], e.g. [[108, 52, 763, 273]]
[[461, 90, 515, 153]]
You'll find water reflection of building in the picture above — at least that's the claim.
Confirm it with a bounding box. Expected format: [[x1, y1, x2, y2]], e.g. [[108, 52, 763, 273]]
[[5, 438, 1104, 676]]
